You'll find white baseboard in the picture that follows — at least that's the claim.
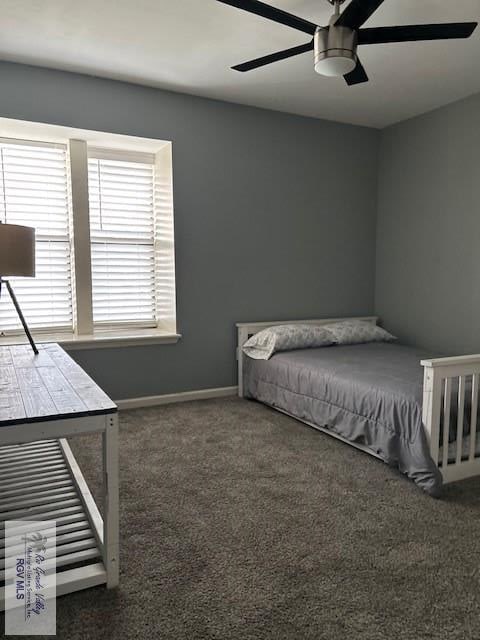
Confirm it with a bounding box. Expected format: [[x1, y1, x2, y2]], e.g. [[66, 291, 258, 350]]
[[115, 386, 238, 411]]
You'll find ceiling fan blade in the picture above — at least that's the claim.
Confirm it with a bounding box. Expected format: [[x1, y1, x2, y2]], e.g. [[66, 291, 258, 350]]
[[344, 57, 369, 86], [335, 0, 384, 30], [232, 40, 314, 72], [217, 0, 317, 35], [358, 22, 478, 45]]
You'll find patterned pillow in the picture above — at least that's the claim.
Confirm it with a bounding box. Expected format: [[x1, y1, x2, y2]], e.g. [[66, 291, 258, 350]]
[[322, 321, 396, 345], [242, 324, 335, 360]]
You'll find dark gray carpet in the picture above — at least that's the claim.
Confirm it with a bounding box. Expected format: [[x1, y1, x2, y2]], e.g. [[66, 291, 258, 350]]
[[8, 397, 480, 639]]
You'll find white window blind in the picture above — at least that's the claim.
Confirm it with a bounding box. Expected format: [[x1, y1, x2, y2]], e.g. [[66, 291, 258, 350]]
[[88, 154, 157, 328], [0, 140, 72, 332]]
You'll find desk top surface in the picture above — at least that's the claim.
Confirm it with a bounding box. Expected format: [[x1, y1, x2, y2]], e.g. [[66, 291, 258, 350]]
[[0, 343, 117, 427]]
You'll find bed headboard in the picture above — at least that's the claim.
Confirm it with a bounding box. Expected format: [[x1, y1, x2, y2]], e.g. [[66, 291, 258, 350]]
[[236, 316, 378, 397]]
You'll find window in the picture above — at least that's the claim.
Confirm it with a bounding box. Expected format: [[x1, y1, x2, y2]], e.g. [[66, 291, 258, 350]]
[[88, 153, 156, 328], [0, 140, 72, 331], [0, 130, 176, 345]]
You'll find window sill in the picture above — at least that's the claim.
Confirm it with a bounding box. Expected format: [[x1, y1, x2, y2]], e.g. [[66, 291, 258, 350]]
[[0, 328, 182, 351]]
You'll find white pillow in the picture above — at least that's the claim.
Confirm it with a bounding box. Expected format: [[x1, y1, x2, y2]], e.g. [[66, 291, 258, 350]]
[[242, 324, 334, 360], [322, 321, 396, 345]]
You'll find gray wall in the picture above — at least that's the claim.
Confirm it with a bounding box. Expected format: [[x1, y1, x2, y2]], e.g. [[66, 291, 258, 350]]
[[0, 62, 379, 399], [376, 92, 480, 355]]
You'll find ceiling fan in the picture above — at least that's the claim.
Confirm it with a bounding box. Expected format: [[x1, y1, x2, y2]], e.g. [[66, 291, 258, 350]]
[[217, 0, 478, 85]]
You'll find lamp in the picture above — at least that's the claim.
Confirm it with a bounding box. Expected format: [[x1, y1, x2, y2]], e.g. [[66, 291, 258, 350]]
[[0, 223, 38, 355]]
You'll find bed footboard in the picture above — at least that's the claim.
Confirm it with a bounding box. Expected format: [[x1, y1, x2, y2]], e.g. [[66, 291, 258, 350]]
[[422, 354, 480, 483]]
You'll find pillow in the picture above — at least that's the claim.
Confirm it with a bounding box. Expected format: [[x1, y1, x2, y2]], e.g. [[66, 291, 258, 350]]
[[242, 324, 335, 360], [322, 320, 396, 346]]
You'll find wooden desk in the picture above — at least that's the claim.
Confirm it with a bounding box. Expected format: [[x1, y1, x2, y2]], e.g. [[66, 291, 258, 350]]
[[0, 343, 119, 608]]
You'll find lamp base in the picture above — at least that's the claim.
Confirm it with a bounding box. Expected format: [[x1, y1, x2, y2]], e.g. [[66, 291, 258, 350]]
[[0, 277, 39, 355]]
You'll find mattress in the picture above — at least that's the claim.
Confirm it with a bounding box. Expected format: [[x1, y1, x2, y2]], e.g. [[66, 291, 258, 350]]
[[244, 342, 444, 496]]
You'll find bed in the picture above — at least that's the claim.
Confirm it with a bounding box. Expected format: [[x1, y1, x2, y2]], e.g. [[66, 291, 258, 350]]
[[236, 317, 480, 496]]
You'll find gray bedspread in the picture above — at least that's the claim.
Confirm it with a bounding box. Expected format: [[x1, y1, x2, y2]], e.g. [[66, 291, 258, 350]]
[[244, 342, 443, 496]]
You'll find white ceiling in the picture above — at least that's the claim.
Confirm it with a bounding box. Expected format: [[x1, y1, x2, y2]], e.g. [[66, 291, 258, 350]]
[[1, 0, 479, 128]]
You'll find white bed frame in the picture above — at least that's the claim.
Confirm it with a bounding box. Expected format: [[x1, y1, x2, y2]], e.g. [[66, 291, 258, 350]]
[[236, 316, 480, 485]]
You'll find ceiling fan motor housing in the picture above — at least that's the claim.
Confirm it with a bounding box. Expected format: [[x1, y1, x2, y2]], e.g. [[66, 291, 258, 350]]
[[314, 24, 358, 77]]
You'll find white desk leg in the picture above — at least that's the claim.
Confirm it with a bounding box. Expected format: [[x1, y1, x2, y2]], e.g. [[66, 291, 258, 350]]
[[103, 413, 119, 588]]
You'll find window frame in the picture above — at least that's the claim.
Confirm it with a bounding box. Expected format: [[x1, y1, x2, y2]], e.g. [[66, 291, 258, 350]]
[[0, 134, 179, 349]]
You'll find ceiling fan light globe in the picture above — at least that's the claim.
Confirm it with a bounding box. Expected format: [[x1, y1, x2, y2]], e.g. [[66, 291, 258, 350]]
[[314, 55, 356, 77]]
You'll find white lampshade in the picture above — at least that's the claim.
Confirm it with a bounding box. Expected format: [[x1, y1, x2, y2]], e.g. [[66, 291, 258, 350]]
[[0, 223, 36, 277]]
